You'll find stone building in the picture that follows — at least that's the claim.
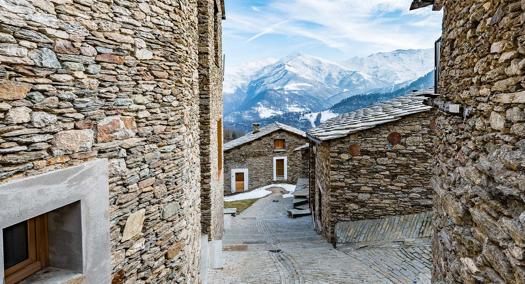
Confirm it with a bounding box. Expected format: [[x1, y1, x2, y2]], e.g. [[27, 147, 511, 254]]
[[223, 123, 308, 194], [412, 0, 525, 283], [0, 0, 224, 283], [198, 0, 225, 279], [307, 95, 435, 243]]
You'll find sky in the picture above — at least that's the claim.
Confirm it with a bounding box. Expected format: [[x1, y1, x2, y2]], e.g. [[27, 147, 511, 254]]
[[223, 0, 443, 67]]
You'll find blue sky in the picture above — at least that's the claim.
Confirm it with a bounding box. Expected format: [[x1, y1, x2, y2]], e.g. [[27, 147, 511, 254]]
[[223, 0, 443, 67]]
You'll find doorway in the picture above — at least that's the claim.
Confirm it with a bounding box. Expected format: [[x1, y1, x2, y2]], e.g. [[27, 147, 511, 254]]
[[235, 173, 245, 192], [231, 169, 249, 193], [273, 157, 288, 181]]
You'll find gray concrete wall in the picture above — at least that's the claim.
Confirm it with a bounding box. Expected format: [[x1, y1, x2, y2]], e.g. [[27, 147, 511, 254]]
[[0, 160, 110, 284]]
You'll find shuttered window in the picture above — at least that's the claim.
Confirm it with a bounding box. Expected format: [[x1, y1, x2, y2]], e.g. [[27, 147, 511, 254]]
[[274, 139, 285, 150]]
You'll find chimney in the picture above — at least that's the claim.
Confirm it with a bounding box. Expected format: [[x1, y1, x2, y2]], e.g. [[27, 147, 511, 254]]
[[252, 123, 260, 133]]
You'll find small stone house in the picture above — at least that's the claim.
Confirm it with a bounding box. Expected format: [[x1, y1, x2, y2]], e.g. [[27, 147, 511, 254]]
[[412, 1, 525, 283], [0, 0, 225, 283], [224, 123, 308, 194], [307, 94, 435, 243]]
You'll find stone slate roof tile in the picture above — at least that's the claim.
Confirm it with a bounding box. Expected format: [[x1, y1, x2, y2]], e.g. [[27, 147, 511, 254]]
[[307, 94, 432, 142], [224, 122, 306, 151]]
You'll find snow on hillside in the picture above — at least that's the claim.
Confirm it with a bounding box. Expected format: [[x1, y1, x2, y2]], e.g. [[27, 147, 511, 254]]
[[224, 57, 278, 94], [343, 49, 433, 85], [224, 49, 434, 128]]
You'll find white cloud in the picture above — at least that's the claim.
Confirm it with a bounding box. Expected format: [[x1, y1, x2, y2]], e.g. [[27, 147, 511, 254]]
[[224, 0, 442, 56]]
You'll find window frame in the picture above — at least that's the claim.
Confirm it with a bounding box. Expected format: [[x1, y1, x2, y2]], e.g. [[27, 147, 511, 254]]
[[274, 139, 286, 150], [4, 215, 48, 284]]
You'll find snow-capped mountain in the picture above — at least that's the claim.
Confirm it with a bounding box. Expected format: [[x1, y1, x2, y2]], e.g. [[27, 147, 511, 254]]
[[342, 49, 433, 85], [224, 49, 434, 126]]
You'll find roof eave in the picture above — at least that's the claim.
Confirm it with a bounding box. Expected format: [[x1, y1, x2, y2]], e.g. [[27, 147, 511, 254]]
[[409, 0, 432, 10], [306, 133, 323, 144]]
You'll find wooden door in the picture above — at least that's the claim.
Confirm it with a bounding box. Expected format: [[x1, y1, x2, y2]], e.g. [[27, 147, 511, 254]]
[[235, 173, 245, 192], [276, 159, 285, 178]]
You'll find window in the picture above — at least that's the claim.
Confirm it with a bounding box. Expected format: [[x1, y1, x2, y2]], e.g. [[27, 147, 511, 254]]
[[217, 118, 223, 178], [273, 157, 288, 181], [274, 139, 285, 150], [435, 37, 442, 94], [3, 215, 48, 284]]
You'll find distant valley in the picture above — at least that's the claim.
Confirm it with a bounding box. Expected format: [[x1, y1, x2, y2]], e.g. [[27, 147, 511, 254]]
[[224, 49, 434, 133]]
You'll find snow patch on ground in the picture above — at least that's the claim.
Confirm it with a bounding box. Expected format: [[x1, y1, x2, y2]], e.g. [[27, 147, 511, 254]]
[[224, 184, 296, 202]]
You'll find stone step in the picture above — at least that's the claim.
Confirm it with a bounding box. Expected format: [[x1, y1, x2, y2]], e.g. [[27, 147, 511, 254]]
[[287, 208, 311, 218], [293, 198, 308, 208], [295, 204, 309, 210]]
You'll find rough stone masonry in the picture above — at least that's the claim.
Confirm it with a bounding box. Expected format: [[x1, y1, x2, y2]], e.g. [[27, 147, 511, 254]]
[[431, 0, 525, 283], [309, 111, 435, 243], [0, 0, 224, 283]]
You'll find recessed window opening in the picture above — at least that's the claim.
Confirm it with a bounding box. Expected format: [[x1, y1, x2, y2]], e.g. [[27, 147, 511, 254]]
[[3, 215, 48, 284], [274, 139, 286, 150]]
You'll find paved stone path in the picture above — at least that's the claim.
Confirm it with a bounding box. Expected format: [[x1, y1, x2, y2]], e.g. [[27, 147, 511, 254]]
[[210, 190, 431, 284]]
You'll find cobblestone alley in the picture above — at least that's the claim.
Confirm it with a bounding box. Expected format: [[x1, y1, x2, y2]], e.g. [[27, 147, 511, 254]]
[[210, 188, 432, 284]]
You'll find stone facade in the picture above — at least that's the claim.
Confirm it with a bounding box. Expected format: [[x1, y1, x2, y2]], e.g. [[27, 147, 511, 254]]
[[198, 0, 224, 244], [224, 127, 308, 194], [310, 111, 435, 243], [430, 0, 525, 283], [0, 0, 224, 283]]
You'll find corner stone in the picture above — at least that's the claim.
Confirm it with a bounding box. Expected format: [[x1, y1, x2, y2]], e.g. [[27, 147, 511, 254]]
[[122, 209, 146, 242]]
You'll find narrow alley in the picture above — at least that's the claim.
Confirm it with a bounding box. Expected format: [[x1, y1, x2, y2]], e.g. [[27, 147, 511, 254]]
[[211, 187, 432, 284]]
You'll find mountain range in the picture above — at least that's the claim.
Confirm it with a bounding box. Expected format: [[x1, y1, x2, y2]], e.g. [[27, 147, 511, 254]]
[[224, 49, 434, 132]]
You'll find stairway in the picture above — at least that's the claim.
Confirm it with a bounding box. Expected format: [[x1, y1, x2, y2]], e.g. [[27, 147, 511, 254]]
[[287, 178, 311, 218]]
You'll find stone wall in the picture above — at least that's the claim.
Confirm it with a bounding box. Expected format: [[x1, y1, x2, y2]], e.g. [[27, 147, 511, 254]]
[[311, 142, 332, 238], [433, 0, 525, 283], [313, 111, 435, 243], [224, 130, 307, 194], [0, 0, 217, 282], [198, 0, 224, 242]]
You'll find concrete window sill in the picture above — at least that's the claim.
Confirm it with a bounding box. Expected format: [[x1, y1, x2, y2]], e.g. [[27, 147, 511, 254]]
[[273, 149, 287, 153], [19, 267, 84, 284]]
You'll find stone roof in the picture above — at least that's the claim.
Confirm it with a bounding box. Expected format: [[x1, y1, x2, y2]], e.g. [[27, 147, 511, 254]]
[[307, 94, 432, 142], [224, 122, 306, 151]]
